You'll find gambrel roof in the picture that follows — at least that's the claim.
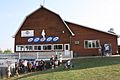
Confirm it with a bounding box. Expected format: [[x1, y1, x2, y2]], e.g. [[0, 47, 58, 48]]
[[13, 6, 75, 38], [13, 6, 118, 38]]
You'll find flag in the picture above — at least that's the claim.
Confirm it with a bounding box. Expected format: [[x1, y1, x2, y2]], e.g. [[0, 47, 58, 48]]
[[41, 29, 46, 39]]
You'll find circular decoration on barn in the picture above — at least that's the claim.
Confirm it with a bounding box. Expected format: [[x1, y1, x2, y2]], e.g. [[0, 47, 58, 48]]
[[53, 37, 59, 42], [34, 37, 40, 42], [46, 37, 53, 42], [28, 38, 34, 42], [40, 37, 46, 42]]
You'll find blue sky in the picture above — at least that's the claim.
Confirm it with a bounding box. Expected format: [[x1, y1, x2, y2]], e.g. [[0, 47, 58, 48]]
[[0, 0, 120, 51]]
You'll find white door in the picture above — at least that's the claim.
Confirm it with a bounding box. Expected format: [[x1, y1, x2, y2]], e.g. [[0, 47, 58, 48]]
[[64, 44, 70, 56]]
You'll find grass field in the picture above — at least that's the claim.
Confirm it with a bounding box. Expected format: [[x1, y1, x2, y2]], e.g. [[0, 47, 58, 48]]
[[12, 56, 120, 80]]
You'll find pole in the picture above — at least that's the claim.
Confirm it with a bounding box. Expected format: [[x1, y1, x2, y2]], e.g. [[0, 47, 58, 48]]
[[8, 65, 11, 80], [37, 52, 38, 59], [19, 53, 20, 60]]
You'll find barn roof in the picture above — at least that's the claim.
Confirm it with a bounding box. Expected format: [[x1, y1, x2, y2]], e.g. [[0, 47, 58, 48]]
[[13, 6, 118, 38], [65, 21, 118, 37], [13, 6, 75, 38]]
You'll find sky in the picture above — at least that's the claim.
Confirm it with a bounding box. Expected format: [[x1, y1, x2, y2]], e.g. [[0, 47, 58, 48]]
[[0, 0, 120, 52]]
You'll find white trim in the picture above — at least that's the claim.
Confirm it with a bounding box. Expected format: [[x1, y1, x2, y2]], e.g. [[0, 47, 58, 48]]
[[16, 45, 25, 51], [64, 44, 70, 50], [13, 17, 27, 38], [65, 21, 118, 37], [42, 44, 53, 51], [84, 40, 100, 48], [24, 45, 33, 51], [16, 44, 65, 52], [34, 45, 42, 51], [62, 19, 75, 36], [53, 44, 63, 51]]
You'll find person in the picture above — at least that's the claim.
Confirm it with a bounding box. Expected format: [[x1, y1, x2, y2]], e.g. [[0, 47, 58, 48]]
[[54, 60, 59, 68], [15, 62, 19, 76], [50, 55, 55, 69], [32, 61, 36, 72], [64, 59, 73, 69], [98, 47, 102, 56], [27, 61, 33, 72], [59, 54, 62, 65], [23, 60, 28, 73], [67, 60, 71, 69], [55, 55, 58, 61], [36, 61, 39, 71], [39, 60, 44, 71], [10, 63, 15, 76]]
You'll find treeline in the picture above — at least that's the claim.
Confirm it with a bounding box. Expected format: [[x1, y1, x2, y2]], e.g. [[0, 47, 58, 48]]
[[0, 49, 13, 53]]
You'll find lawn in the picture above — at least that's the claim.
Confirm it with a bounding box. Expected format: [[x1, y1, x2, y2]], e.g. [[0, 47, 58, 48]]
[[12, 56, 120, 80]]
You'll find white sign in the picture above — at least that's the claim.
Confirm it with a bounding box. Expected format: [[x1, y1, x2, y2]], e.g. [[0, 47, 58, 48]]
[[21, 30, 34, 37]]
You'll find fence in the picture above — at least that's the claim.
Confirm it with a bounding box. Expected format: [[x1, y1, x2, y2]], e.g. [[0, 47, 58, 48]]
[[0, 51, 73, 60]]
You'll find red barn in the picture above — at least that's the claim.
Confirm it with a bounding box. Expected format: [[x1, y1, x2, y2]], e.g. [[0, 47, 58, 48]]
[[14, 6, 118, 59]]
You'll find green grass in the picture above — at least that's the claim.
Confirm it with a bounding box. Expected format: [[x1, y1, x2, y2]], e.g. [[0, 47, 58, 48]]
[[12, 56, 120, 80]]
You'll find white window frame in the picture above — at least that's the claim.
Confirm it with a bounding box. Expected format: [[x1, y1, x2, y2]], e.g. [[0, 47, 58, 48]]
[[84, 40, 100, 48], [34, 45, 42, 51], [64, 44, 70, 50], [42, 44, 53, 51], [24, 45, 33, 51], [16, 44, 64, 52], [53, 44, 63, 51], [16, 45, 25, 51]]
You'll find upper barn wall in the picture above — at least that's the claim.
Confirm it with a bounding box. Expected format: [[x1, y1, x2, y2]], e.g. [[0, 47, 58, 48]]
[[15, 6, 72, 45]]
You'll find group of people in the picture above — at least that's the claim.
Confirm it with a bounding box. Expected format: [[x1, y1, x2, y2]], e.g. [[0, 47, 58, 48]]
[[10, 54, 63, 76], [18, 59, 46, 74], [10, 59, 47, 76], [49, 55, 61, 69], [10, 54, 73, 77], [49, 55, 73, 69]]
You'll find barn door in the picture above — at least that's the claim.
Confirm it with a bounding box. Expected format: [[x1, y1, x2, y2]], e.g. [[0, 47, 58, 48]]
[[64, 44, 70, 56]]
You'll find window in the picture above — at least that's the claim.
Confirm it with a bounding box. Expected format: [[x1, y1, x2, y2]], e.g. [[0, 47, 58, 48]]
[[75, 41, 80, 45], [84, 40, 100, 48], [16, 44, 64, 51], [16, 45, 24, 51], [34, 46, 41, 51], [43, 45, 52, 50], [54, 44, 63, 50], [25, 45, 33, 51], [64, 44, 70, 50], [65, 45, 68, 50]]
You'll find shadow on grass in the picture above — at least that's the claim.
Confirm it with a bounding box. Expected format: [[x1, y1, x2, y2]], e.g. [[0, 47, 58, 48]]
[[12, 56, 120, 80]]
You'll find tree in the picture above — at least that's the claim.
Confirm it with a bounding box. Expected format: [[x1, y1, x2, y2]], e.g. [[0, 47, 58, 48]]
[[108, 28, 115, 34], [0, 49, 3, 53], [3, 49, 13, 53]]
